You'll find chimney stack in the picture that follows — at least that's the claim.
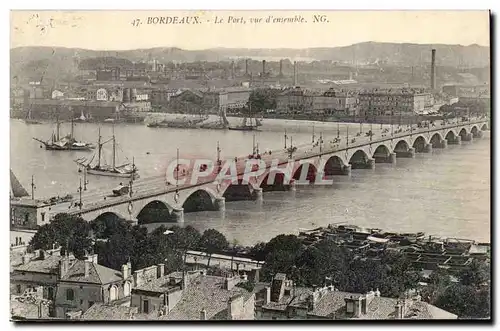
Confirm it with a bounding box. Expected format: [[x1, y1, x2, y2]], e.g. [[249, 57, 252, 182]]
[[430, 49, 436, 90], [293, 61, 297, 86], [231, 61, 235, 79], [245, 59, 249, 75], [84, 260, 90, 278], [200, 309, 207, 320], [122, 263, 130, 279], [262, 60, 266, 77], [279, 59, 283, 77]]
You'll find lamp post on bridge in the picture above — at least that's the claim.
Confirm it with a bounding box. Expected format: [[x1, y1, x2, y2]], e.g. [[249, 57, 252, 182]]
[[346, 124, 349, 147], [337, 122, 340, 139], [312, 124, 315, 144], [216, 141, 222, 174], [77, 178, 83, 210], [31, 175, 36, 200], [284, 129, 287, 149]]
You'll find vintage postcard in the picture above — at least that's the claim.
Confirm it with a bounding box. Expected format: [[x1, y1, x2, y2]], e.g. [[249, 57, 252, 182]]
[[9, 10, 490, 321]]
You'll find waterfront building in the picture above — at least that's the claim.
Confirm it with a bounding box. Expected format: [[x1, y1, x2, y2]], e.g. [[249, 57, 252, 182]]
[[358, 88, 434, 118], [150, 88, 181, 107], [203, 87, 251, 114], [255, 273, 458, 320], [53, 254, 133, 319], [276, 87, 358, 115]]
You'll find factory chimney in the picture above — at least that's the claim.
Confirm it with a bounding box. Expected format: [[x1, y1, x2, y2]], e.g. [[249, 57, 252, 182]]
[[430, 49, 436, 90], [231, 61, 235, 79], [279, 60, 283, 77], [262, 60, 266, 77], [245, 59, 249, 76], [293, 61, 297, 86]]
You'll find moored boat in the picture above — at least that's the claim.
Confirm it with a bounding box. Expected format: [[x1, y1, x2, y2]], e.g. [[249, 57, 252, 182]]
[[33, 117, 94, 151], [74, 126, 139, 179]]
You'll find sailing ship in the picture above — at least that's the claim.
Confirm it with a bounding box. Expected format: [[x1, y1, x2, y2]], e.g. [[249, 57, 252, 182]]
[[228, 116, 262, 131], [228, 104, 263, 131], [33, 117, 94, 151], [24, 105, 41, 125], [199, 109, 230, 130], [74, 127, 139, 178]]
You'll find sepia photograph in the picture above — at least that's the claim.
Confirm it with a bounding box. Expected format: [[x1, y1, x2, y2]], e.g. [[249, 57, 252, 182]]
[[9, 9, 491, 321]]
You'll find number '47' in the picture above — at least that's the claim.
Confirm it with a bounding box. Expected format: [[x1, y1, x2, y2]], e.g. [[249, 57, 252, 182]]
[[131, 19, 141, 27]]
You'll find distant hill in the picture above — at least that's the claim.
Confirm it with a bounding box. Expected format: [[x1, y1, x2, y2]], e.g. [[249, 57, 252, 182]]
[[10, 42, 489, 84]]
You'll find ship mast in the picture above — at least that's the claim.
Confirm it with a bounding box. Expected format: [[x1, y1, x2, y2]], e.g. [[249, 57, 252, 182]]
[[112, 122, 116, 170], [97, 127, 102, 168], [56, 111, 60, 141], [70, 116, 74, 140]]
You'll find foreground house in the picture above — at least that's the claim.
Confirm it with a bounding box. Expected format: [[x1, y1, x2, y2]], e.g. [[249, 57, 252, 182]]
[[255, 273, 457, 320], [54, 254, 133, 318]]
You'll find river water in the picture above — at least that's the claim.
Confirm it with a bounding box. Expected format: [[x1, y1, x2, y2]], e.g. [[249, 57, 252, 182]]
[[10, 118, 490, 246]]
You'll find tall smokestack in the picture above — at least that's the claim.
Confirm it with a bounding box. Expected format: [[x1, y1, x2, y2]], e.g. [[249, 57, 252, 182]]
[[245, 59, 249, 75], [231, 61, 235, 79], [293, 61, 297, 86], [279, 60, 283, 77], [430, 49, 436, 90], [262, 60, 266, 77]]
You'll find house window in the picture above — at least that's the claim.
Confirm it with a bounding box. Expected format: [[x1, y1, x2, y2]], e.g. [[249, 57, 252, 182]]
[[48, 287, 54, 300], [143, 300, 150, 314], [24, 213, 29, 225], [16, 285, 22, 294], [66, 289, 74, 301], [41, 212, 45, 223]]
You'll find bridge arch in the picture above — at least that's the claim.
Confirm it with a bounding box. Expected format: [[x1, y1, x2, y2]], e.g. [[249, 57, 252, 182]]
[[92, 211, 128, 224], [412, 135, 427, 152], [136, 200, 172, 225], [471, 126, 479, 136], [324, 155, 346, 176], [430, 132, 443, 146], [372, 144, 390, 157], [481, 123, 488, 131], [349, 149, 370, 167], [459, 128, 468, 140], [394, 140, 410, 152], [445, 130, 457, 142], [293, 162, 318, 184], [182, 189, 216, 212], [223, 180, 255, 201]]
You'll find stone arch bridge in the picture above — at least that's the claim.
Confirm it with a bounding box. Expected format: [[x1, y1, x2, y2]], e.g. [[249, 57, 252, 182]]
[[49, 120, 487, 225]]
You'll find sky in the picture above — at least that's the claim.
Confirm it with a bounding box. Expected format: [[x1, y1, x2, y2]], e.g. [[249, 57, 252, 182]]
[[10, 10, 490, 50]]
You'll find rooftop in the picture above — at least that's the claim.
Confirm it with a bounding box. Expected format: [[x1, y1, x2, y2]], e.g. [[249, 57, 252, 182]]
[[260, 285, 458, 320], [133, 271, 194, 294], [80, 303, 138, 320], [14, 254, 68, 274], [61, 260, 124, 285], [161, 274, 252, 320]]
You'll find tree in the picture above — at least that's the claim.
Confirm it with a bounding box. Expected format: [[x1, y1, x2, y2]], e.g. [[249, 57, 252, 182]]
[[198, 229, 229, 267], [247, 88, 280, 113], [458, 260, 490, 287], [29, 213, 92, 255], [421, 268, 452, 304], [435, 284, 490, 318], [249, 242, 268, 261]]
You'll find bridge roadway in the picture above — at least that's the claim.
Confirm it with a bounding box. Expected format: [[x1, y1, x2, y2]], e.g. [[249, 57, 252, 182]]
[[46, 117, 488, 223]]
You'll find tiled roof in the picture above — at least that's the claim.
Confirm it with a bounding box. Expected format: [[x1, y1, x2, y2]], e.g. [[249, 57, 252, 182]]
[[133, 271, 186, 294], [10, 297, 49, 320], [80, 303, 137, 320], [161, 275, 251, 320], [14, 255, 64, 274], [61, 260, 123, 285], [260, 285, 457, 320]]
